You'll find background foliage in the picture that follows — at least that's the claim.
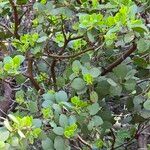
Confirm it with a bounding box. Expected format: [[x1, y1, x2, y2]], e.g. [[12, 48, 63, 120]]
[[0, 0, 150, 149]]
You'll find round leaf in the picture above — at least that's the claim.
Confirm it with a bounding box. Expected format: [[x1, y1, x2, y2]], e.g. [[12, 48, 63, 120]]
[[0, 128, 10, 141], [55, 91, 68, 103], [90, 67, 101, 78], [71, 78, 86, 91], [42, 138, 54, 150], [143, 100, 150, 110], [59, 114, 68, 127], [54, 136, 65, 150], [53, 127, 64, 135]]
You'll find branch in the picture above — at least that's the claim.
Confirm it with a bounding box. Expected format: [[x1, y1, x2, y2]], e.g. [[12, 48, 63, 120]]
[[77, 135, 92, 150], [27, 57, 44, 94], [9, 0, 19, 39], [50, 17, 69, 90], [76, 0, 82, 4], [0, 79, 15, 118], [0, 23, 14, 36], [46, 47, 94, 59], [110, 128, 116, 150], [50, 59, 57, 90], [50, 19, 83, 90], [101, 43, 137, 76], [69, 35, 84, 41]]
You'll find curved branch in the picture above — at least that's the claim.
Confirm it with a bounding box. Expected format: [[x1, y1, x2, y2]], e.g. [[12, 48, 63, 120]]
[[46, 47, 94, 59], [101, 43, 137, 76], [77, 135, 92, 150]]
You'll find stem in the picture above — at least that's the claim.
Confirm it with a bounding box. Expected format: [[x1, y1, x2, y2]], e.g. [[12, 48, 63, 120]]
[[9, 0, 20, 39], [27, 57, 44, 94], [101, 43, 137, 76], [0, 23, 14, 36], [77, 135, 92, 150], [46, 47, 94, 59], [110, 128, 116, 150]]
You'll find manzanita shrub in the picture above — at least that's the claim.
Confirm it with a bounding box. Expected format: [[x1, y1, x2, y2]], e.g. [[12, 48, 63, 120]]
[[0, 0, 150, 149]]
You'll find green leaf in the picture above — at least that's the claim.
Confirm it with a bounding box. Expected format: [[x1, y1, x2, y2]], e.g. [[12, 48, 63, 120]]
[[87, 31, 95, 42], [8, 114, 19, 124], [64, 124, 77, 138], [55, 91, 68, 103], [143, 99, 150, 110], [0, 128, 10, 141], [42, 93, 55, 107], [3, 56, 13, 64], [37, 36, 48, 43], [53, 127, 64, 135], [71, 96, 88, 108], [83, 74, 93, 85], [56, 77, 65, 87], [3, 56, 13, 71], [28, 101, 38, 113], [16, 0, 27, 5], [3, 119, 12, 132], [90, 91, 98, 102], [51, 7, 73, 17], [52, 104, 62, 113], [124, 32, 135, 43], [107, 78, 117, 86], [59, 114, 68, 127], [0, 141, 5, 148], [15, 90, 24, 104], [124, 79, 136, 91], [113, 64, 128, 79], [33, 119, 42, 128], [42, 138, 54, 150], [72, 60, 81, 74], [31, 45, 41, 54], [133, 57, 148, 68], [68, 115, 76, 125], [137, 39, 150, 53], [18, 130, 25, 138], [87, 103, 100, 115], [87, 120, 94, 130], [117, 129, 131, 140], [131, 24, 148, 33], [11, 137, 19, 147], [54, 136, 65, 150], [110, 85, 122, 96], [91, 116, 103, 127], [71, 78, 86, 91], [42, 107, 53, 119], [13, 55, 25, 66], [90, 67, 101, 78]]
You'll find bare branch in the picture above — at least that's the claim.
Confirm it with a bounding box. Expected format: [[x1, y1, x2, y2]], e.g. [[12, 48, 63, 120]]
[[101, 43, 137, 76]]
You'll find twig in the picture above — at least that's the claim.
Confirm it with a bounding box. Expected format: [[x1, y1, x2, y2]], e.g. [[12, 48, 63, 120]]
[[9, 0, 20, 39], [77, 135, 92, 150], [0, 23, 14, 36], [76, 0, 82, 4], [137, 78, 150, 84], [46, 47, 94, 59], [114, 139, 135, 149], [0, 79, 15, 118], [69, 35, 84, 41], [50, 20, 83, 90], [50, 17, 69, 90], [101, 43, 137, 76], [50, 59, 57, 90], [110, 128, 116, 150]]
